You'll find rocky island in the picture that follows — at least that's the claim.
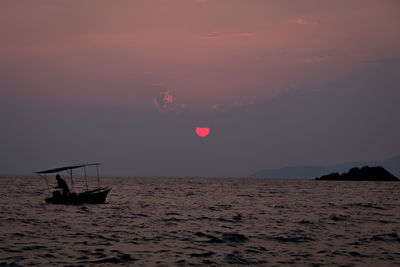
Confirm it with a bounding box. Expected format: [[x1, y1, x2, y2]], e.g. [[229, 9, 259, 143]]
[[315, 166, 399, 181]]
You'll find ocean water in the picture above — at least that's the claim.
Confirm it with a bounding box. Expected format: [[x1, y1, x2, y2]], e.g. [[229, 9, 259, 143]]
[[0, 177, 399, 266]]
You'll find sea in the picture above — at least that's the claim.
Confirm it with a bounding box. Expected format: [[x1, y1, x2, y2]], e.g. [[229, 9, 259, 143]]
[[0, 177, 399, 266]]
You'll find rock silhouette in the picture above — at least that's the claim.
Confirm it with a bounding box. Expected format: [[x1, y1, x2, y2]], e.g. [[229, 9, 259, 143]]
[[315, 166, 399, 181]]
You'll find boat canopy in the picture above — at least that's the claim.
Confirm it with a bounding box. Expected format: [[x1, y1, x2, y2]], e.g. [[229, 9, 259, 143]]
[[36, 163, 100, 174]]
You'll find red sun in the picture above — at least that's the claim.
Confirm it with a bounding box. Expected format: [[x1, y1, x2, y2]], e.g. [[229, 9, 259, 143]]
[[196, 127, 210, 137]]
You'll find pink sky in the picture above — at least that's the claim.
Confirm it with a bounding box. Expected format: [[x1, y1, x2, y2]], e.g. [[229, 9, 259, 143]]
[[1, 1, 400, 176], [1, 1, 399, 110]]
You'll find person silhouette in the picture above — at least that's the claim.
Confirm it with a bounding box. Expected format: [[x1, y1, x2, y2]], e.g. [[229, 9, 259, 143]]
[[55, 174, 70, 196]]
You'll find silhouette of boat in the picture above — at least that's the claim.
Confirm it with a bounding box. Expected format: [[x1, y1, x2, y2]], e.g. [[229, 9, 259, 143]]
[[36, 163, 111, 204]]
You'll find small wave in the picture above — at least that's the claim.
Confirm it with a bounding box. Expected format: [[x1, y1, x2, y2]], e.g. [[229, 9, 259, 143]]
[[195, 232, 224, 243], [134, 213, 148, 217], [78, 206, 90, 213], [237, 194, 254, 198], [217, 217, 235, 223], [22, 245, 47, 251], [208, 205, 232, 211], [225, 251, 250, 265], [349, 251, 368, 257], [246, 246, 267, 254], [189, 251, 215, 257], [61, 224, 71, 230], [165, 212, 180, 216], [222, 233, 249, 243], [202, 259, 217, 265], [329, 214, 349, 221], [175, 259, 186, 265], [377, 220, 396, 224], [194, 231, 249, 244], [85, 233, 119, 242], [90, 251, 107, 258], [0, 255, 25, 264], [370, 233, 400, 242], [273, 235, 313, 243], [225, 251, 266, 265], [195, 216, 212, 221], [82, 253, 136, 264], [41, 253, 55, 258], [77, 256, 89, 260], [12, 233, 25, 237], [297, 219, 315, 224], [161, 217, 185, 222], [344, 203, 386, 210], [20, 219, 40, 225], [2, 247, 22, 253], [232, 213, 242, 221], [217, 204, 232, 209]]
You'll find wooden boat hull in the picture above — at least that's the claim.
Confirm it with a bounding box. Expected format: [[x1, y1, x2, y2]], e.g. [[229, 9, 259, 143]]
[[45, 187, 111, 204]]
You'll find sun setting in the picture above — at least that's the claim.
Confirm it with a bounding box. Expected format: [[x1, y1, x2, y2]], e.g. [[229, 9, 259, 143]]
[[195, 127, 210, 138]]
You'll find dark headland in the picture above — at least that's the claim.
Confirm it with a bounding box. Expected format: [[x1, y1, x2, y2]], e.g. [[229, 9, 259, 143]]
[[315, 166, 399, 181]]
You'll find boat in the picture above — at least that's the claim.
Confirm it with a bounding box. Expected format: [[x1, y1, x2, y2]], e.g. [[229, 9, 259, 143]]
[[36, 163, 111, 204]]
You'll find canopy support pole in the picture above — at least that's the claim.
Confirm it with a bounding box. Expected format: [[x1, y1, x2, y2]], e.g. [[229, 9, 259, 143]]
[[41, 174, 51, 196], [84, 166, 88, 191], [67, 169, 74, 192], [96, 164, 100, 189]]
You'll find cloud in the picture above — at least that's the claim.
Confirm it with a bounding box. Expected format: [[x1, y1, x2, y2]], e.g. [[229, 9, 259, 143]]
[[294, 18, 317, 25], [295, 19, 310, 25], [153, 90, 173, 111], [202, 32, 220, 40], [212, 104, 223, 110], [202, 31, 252, 40], [153, 90, 185, 113]]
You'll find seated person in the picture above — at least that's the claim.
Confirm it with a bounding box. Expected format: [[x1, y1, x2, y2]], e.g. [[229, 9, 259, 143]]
[[55, 174, 70, 196]]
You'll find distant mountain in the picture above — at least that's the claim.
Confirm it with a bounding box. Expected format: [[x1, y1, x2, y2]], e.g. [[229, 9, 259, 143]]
[[250, 155, 400, 179]]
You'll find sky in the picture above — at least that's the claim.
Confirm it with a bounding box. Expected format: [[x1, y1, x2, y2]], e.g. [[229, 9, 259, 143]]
[[1, 0, 399, 176]]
